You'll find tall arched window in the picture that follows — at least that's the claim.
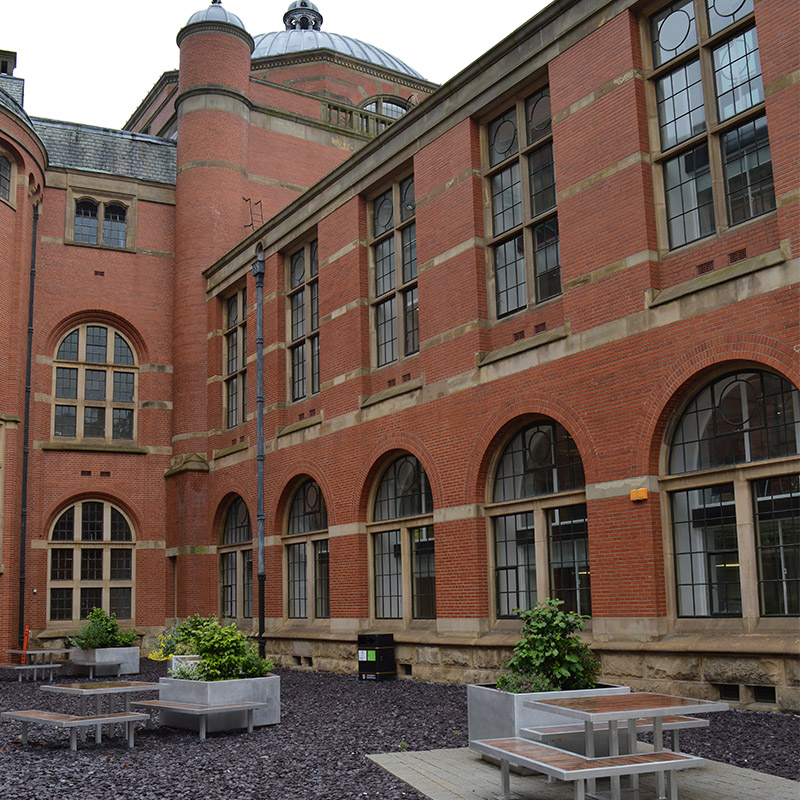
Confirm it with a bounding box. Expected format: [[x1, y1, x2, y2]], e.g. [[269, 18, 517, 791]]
[[490, 420, 589, 617], [667, 370, 799, 618], [48, 499, 135, 625], [52, 324, 138, 443], [286, 479, 329, 620], [0, 155, 11, 201], [370, 455, 435, 621], [220, 497, 253, 620]]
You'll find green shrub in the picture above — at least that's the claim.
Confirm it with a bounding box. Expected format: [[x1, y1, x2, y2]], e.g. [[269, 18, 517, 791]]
[[495, 598, 600, 693], [166, 616, 274, 681], [69, 607, 137, 649]]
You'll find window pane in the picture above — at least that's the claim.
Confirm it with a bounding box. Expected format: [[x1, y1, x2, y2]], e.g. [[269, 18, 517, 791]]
[[84, 406, 106, 437], [110, 587, 132, 619], [754, 475, 799, 616], [114, 334, 134, 365], [376, 297, 397, 367], [81, 549, 103, 581], [56, 367, 78, 399], [287, 542, 308, 618], [110, 508, 132, 541], [400, 176, 415, 221], [289, 480, 328, 535], [78, 588, 100, 618], [75, 201, 98, 244], [103, 204, 127, 248], [525, 87, 552, 145], [533, 216, 561, 302], [310, 281, 319, 331], [713, 27, 763, 122], [549, 505, 591, 616], [491, 163, 522, 235], [291, 343, 306, 401], [112, 409, 134, 440], [723, 116, 775, 225], [54, 405, 77, 437], [488, 108, 519, 167], [57, 330, 79, 361], [82, 502, 104, 541], [226, 330, 239, 374], [374, 530, 402, 619], [314, 540, 330, 619], [242, 550, 253, 619], [110, 548, 132, 580], [706, 0, 754, 35], [0, 155, 10, 200], [495, 513, 536, 617], [529, 143, 556, 216], [656, 60, 706, 151], [113, 371, 134, 403], [290, 292, 305, 341], [374, 238, 395, 297], [651, 0, 697, 67], [310, 335, 320, 396], [412, 526, 436, 619], [672, 484, 741, 616], [223, 498, 251, 545], [373, 188, 394, 236], [53, 507, 75, 541], [309, 241, 318, 277], [494, 422, 585, 501], [50, 588, 73, 621], [494, 235, 526, 317], [664, 143, 714, 248], [226, 376, 239, 428], [227, 294, 239, 328], [374, 455, 433, 521], [85, 369, 106, 401], [51, 549, 73, 581], [401, 223, 417, 283], [85, 326, 107, 363], [221, 551, 237, 618], [403, 287, 419, 356]]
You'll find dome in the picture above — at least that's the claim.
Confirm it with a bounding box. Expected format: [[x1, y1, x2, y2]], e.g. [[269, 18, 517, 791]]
[[252, 2, 424, 80], [0, 87, 32, 127], [186, 0, 246, 31]]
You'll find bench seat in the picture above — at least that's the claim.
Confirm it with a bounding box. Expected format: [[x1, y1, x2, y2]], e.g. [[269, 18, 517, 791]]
[[2, 710, 148, 750], [470, 736, 703, 800], [131, 699, 267, 740], [0, 662, 62, 682]]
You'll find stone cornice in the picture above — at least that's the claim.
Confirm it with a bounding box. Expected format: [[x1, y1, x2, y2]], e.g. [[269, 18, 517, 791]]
[[176, 21, 255, 52]]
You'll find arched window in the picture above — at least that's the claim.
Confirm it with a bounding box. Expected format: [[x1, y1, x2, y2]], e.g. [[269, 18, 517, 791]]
[[74, 200, 98, 244], [48, 499, 135, 624], [667, 370, 799, 618], [0, 155, 11, 201], [370, 455, 435, 620], [286, 479, 329, 620], [490, 420, 589, 617], [363, 97, 409, 120], [220, 497, 253, 620], [103, 204, 127, 248], [52, 324, 138, 443]]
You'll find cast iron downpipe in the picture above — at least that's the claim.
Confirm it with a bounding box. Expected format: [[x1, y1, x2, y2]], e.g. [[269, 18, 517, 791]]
[[251, 247, 266, 658], [18, 202, 39, 646]]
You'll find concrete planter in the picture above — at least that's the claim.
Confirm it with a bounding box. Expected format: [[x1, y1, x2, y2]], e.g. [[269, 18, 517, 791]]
[[71, 646, 140, 676], [467, 683, 630, 742], [159, 674, 280, 733]]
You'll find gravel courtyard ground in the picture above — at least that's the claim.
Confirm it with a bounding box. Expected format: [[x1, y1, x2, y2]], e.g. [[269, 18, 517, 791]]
[[0, 659, 796, 799]]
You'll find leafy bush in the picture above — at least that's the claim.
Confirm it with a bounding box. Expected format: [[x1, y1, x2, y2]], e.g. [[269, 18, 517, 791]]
[[166, 616, 274, 681], [168, 661, 204, 680], [495, 598, 600, 693], [69, 607, 137, 649], [148, 615, 216, 661]]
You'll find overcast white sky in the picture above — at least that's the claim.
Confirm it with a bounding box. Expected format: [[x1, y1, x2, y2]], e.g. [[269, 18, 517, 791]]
[[5, 0, 551, 130]]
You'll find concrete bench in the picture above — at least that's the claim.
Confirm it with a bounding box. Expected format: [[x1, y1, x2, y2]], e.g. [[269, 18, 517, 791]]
[[0, 662, 62, 682], [520, 714, 710, 753], [69, 659, 122, 680], [2, 710, 149, 751], [131, 699, 267, 740], [470, 736, 704, 800]]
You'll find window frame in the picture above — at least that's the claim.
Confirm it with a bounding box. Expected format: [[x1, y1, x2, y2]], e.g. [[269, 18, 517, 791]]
[[67, 190, 134, 250], [483, 84, 561, 321], [644, 0, 776, 251], [368, 176, 419, 368], [219, 497, 253, 621], [286, 239, 320, 403], [51, 324, 138, 444], [47, 499, 136, 626], [223, 286, 248, 430]]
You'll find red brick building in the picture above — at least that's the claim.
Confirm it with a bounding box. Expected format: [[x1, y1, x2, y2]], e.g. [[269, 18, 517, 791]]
[[1, 0, 797, 710]]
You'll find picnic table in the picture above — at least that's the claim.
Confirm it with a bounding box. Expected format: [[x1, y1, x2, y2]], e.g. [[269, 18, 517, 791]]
[[0, 648, 72, 681]]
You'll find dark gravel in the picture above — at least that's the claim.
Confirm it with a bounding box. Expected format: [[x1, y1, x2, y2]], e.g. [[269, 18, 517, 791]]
[[0, 660, 796, 799]]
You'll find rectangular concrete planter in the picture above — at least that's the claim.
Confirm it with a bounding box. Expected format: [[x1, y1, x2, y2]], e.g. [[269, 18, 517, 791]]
[[467, 683, 630, 742], [159, 674, 280, 733], [71, 646, 140, 676]]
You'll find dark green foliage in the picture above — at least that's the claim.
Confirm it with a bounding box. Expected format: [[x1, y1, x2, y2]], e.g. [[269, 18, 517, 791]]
[[495, 598, 600, 693], [69, 607, 137, 649], [171, 616, 274, 681]]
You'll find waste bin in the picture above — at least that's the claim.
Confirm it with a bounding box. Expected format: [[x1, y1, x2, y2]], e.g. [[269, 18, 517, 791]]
[[357, 633, 395, 681]]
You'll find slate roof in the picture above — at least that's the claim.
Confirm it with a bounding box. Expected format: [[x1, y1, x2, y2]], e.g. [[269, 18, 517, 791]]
[[33, 119, 177, 184], [0, 84, 32, 126]]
